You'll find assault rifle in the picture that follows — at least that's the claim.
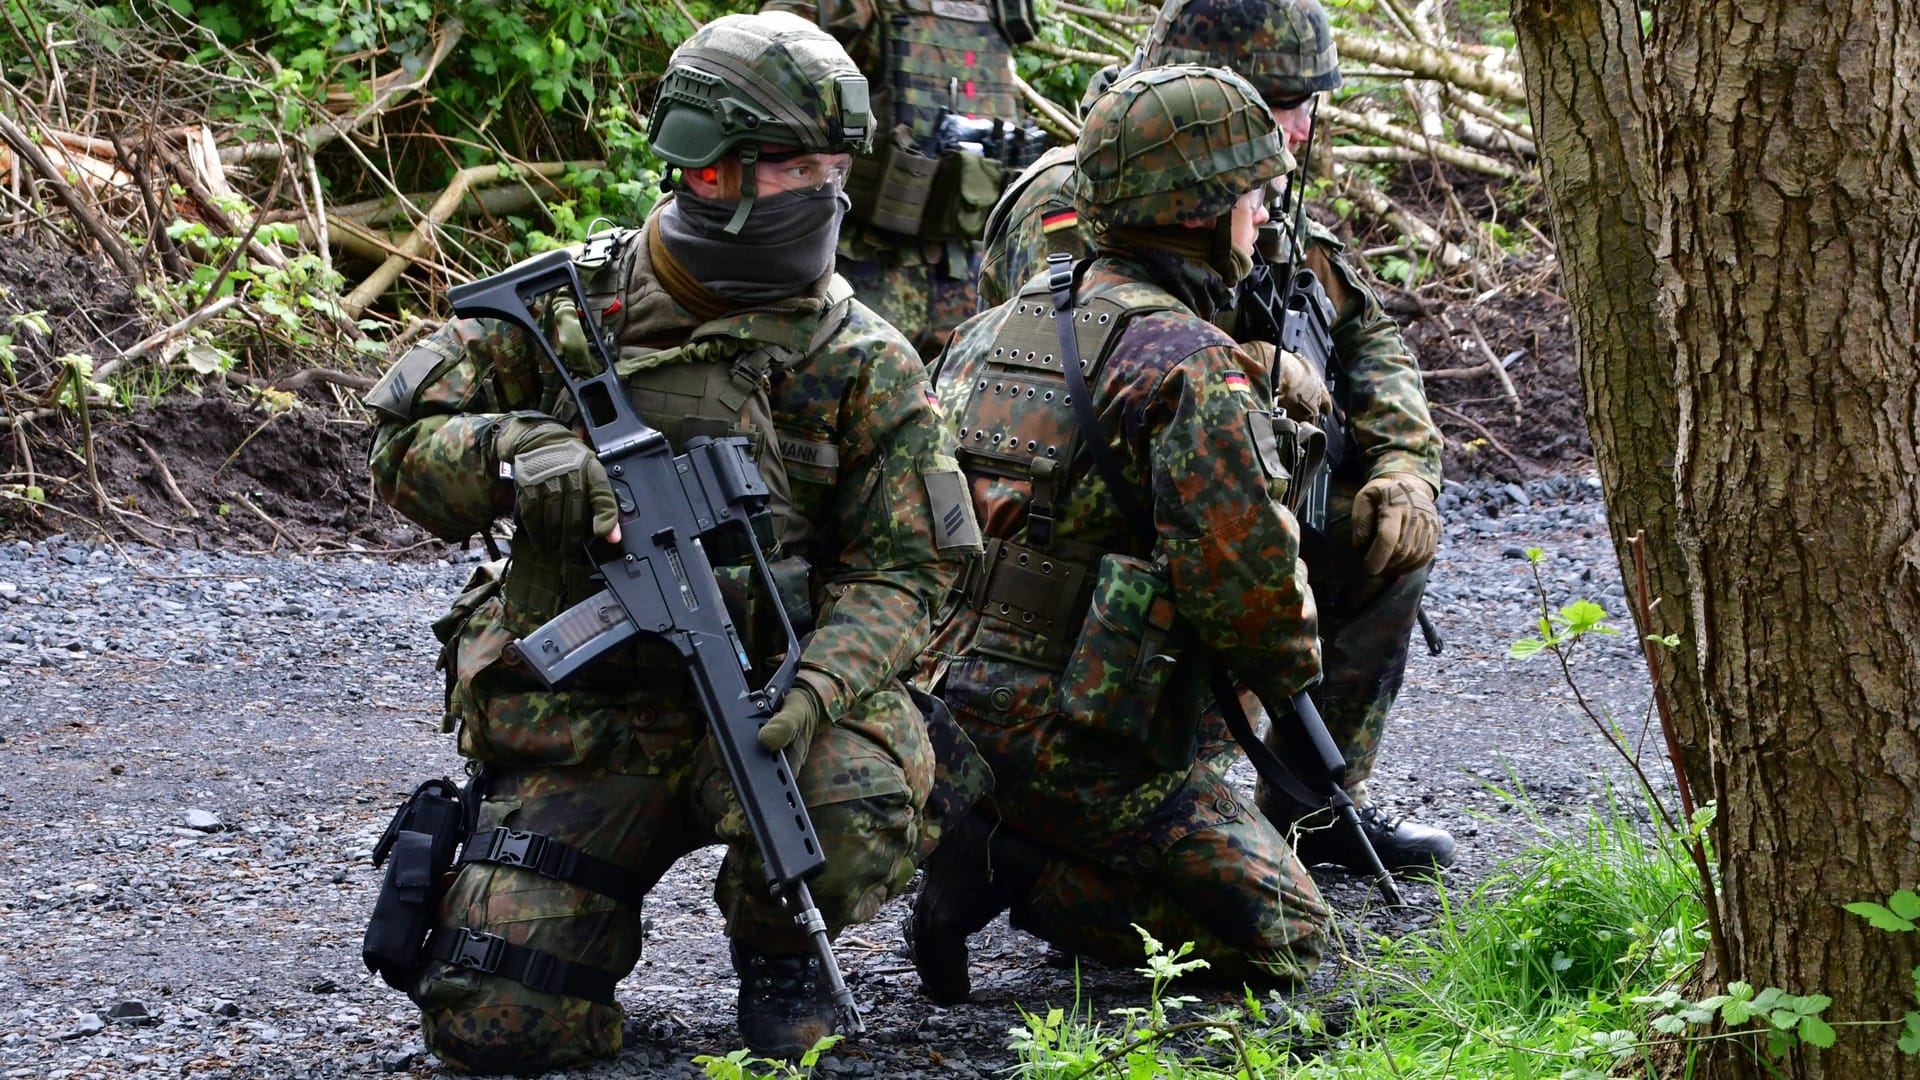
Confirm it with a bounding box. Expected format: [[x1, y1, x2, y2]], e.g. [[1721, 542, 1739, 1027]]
[[446, 250, 866, 1037], [925, 77, 1049, 169]]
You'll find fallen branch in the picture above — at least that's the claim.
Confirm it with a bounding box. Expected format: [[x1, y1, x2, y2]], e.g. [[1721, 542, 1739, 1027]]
[[1321, 102, 1519, 179], [0, 107, 142, 278], [1335, 165, 1476, 271], [1012, 70, 1082, 140], [1462, 316, 1522, 419], [92, 295, 240, 382], [229, 488, 293, 550], [1432, 401, 1532, 475], [134, 433, 197, 518], [341, 161, 588, 317], [1331, 29, 1527, 105], [1020, 37, 1124, 67], [225, 366, 374, 394], [219, 21, 465, 166]]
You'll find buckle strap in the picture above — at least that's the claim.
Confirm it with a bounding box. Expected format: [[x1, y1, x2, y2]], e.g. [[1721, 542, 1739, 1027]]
[[461, 827, 650, 909], [426, 927, 621, 1005]]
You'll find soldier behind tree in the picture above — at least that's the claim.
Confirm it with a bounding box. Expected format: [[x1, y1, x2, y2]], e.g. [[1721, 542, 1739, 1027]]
[[759, 0, 1030, 360], [362, 12, 980, 1069], [906, 65, 1336, 1002], [977, 0, 1452, 873]]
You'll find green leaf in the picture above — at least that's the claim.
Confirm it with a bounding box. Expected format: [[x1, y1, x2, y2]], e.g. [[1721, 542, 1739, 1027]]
[[1559, 599, 1610, 632], [1845, 901, 1917, 932], [1890, 890, 1920, 920], [1721, 1000, 1756, 1026], [1525, 546, 1543, 563], [1797, 1015, 1836, 1048], [1509, 637, 1547, 659], [1651, 1014, 1687, 1035], [1797, 994, 1832, 1015], [1897, 1012, 1920, 1054]]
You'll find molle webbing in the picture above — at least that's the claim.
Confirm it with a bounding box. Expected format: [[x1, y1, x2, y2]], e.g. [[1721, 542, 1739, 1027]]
[[887, 1, 1018, 139], [964, 535, 1104, 662], [425, 926, 622, 1005]]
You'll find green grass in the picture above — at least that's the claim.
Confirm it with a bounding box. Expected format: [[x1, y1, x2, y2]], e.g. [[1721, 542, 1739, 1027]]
[[1007, 783, 1711, 1080]]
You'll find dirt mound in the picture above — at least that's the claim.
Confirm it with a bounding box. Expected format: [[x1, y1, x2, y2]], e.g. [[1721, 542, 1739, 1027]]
[[4, 396, 424, 553]]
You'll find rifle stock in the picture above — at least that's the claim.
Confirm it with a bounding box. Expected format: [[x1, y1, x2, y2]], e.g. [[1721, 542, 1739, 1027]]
[[447, 249, 865, 1035]]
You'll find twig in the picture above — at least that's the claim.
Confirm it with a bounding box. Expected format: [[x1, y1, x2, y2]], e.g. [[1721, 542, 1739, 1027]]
[[92, 296, 240, 382], [133, 434, 196, 518], [1330, 28, 1527, 105], [193, 160, 290, 325], [1019, 37, 1124, 67], [1628, 531, 1729, 977], [1419, 361, 1494, 380], [1431, 402, 1532, 476], [0, 489, 135, 562], [668, 0, 704, 31], [210, 410, 284, 483], [225, 367, 374, 394], [218, 21, 466, 165], [1442, 313, 1522, 418], [0, 105, 142, 278], [229, 489, 293, 551], [1054, 2, 1156, 26]]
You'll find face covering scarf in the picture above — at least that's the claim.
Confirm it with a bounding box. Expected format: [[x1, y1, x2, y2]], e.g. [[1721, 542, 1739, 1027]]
[[657, 186, 848, 304]]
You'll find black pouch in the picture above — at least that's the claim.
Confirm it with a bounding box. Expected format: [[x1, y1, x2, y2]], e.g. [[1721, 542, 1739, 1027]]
[[363, 777, 470, 992]]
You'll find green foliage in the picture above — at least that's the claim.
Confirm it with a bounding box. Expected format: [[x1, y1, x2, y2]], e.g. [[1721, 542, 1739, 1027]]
[[693, 1034, 842, 1079]]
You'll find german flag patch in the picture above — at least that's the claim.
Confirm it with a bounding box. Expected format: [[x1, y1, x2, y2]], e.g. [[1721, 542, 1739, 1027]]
[[1041, 209, 1078, 234], [1223, 371, 1252, 395]]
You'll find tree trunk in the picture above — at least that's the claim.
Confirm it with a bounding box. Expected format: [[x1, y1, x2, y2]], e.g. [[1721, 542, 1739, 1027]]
[[1507, 0, 1715, 806], [1645, 5, 1920, 1077]]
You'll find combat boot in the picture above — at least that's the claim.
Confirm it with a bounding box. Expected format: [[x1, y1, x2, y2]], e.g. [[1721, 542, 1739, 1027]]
[[907, 811, 1048, 1004], [730, 940, 835, 1059], [1287, 803, 1456, 874]]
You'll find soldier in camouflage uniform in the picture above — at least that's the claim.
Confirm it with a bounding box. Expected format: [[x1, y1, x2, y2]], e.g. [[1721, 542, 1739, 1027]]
[[759, 0, 1030, 360], [904, 65, 1333, 1003], [363, 13, 980, 1068], [976, 0, 1454, 873]]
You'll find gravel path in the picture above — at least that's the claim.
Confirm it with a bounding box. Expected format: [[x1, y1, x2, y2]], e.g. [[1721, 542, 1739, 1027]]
[[0, 473, 1661, 1080]]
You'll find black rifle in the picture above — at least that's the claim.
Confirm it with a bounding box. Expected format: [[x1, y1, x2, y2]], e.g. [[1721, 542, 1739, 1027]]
[[446, 250, 866, 1037]]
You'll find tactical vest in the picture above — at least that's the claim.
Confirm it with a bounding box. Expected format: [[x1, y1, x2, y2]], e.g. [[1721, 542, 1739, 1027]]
[[843, 0, 1021, 240], [503, 227, 854, 639], [945, 272, 1178, 669]]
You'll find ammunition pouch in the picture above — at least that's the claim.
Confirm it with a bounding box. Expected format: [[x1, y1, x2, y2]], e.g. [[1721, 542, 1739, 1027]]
[[925, 148, 1005, 241], [847, 126, 1004, 241], [966, 536, 1098, 665], [363, 778, 471, 992], [848, 125, 941, 236], [1058, 553, 1188, 768]]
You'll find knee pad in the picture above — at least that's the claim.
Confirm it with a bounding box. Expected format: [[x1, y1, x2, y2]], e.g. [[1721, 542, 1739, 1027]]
[[417, 966, 623, 1074]]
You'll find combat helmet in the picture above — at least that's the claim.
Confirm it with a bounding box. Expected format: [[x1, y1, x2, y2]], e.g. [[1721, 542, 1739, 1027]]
[[648, 11, 873, 231], [1072, 64, 1293, 237], [1144, 0, 1343, 105]]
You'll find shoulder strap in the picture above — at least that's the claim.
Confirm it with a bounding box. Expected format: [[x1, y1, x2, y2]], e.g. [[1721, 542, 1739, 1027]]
[[1046, 254, 1156, 546]]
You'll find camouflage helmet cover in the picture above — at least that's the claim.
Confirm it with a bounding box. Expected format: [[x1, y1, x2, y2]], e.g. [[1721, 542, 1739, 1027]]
[[649, 12, 873, 169], [1144, 0, 1344, 104], [1072, 65, 1295, 235]]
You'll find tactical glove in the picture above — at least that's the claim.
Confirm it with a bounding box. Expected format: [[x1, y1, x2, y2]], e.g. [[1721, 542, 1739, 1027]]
[[1351, 472, 1440, 577], [1242, 340, 1333, 420], [757, 681, 825, 777], [494, 416, 620, 550]]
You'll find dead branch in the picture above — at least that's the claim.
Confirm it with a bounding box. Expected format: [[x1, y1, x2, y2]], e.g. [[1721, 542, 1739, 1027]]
[[1321, 102, 1518, 179], [1335, 164, 1476, 271], [340, 161, 587, 316], [92, 295, 240, 382], [134, 433, 197, 518], [1012, 71, 1082, 140], [1021, 37, 1124, 67], [219, 21, 466, 166], [1330, 30, 1527, 105], [0, 106, 142, 278], [226, 366, 374, 394], [229, 489, 292, 550], [1432, 401, 1533, 476]]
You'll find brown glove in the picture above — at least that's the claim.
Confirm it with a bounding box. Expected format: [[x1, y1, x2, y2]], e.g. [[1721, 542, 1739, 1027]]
[[1240, 340, 1333, 420], [757, 681, 826, 777], [1351, 473, 1441, 577]]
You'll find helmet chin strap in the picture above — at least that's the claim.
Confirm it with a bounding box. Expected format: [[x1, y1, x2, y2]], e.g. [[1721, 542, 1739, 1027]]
[[724, 144, 759, 235]]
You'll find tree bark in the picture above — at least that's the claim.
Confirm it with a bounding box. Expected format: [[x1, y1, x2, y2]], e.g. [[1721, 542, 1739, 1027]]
[[1645, 4, 1920, 1077], [1508, 0, 1714, 801]]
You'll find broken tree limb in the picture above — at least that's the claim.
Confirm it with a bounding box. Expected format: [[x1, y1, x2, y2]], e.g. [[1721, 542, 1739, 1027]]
[[326, 161, 601, 228], [341, 160, 587, 317], [1012, 70, 1082, 139], [0, 107, 142, 278], [1020, 37, 1123, 67], [134, 434, 197, 518], [92, 295, 240, 382], [1320, 103, 1519, 179], [1334, 164, 1476, 272], [1330, 30, 1527, 105], [1332, 145, 1426, 166], [219, 21, 466, 166]]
